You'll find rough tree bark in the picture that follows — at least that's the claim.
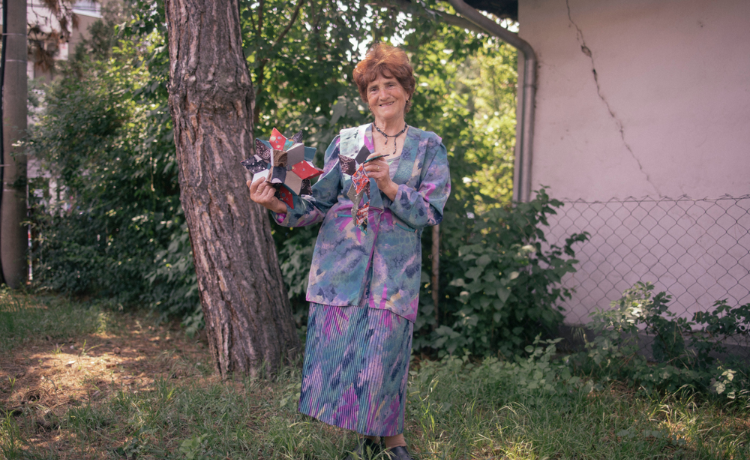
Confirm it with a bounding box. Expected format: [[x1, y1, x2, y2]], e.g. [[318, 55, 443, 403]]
[[165, 0, 300, 378]]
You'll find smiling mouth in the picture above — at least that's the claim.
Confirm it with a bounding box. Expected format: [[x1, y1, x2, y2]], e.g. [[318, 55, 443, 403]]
[[379, 101, 395, 107]]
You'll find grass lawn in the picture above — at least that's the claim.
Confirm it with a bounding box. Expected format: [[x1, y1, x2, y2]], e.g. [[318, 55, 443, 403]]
[[1, 291, 748, 459]]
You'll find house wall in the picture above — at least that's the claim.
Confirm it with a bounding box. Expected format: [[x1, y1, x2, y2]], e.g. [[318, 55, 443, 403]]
[[518, 0, 750, 325]]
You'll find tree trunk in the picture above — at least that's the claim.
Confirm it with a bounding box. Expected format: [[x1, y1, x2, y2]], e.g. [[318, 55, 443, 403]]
[[165, 0, 301, 378], [1, 0, 28, 289]]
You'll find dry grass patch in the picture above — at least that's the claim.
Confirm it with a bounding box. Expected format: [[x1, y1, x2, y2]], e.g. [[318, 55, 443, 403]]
[[0, 293, 212, 459]]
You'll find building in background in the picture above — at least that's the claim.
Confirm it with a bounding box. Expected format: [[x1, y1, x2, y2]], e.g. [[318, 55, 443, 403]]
[[516, 0, 749, 333], [25, 0, 103, 80], [1, 1, 106, 281]]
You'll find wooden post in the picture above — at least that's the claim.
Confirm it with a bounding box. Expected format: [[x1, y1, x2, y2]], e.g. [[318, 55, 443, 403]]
[[432, 224, 440, 328]]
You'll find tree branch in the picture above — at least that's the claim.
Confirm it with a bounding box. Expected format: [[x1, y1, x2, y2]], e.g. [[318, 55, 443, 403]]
[[256, 0, 264, 40], [366, 0, 486, 35], [269, 0, 305, 52], [254, 0, 305, 123]]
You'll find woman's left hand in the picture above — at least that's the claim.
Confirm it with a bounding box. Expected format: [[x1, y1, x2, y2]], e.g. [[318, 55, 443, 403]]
[[363, 154, 398, 200]]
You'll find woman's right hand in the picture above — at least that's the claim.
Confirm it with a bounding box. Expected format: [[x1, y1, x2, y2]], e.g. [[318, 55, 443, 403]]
[[248, 179, 288, 214]]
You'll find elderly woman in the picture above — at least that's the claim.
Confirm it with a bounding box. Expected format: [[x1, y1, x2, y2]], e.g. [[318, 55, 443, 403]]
[[249, 43, 450, 460]]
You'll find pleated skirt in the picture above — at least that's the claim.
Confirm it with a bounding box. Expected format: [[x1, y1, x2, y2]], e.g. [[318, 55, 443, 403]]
[[298, 303, 413, 436]]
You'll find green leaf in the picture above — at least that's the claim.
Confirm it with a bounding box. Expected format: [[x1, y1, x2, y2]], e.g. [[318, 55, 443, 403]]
[[476, 254, 491, 267], [466, 266, 484, 279]]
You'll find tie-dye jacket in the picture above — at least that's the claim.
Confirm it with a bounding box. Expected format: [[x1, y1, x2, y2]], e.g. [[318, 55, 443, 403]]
[[272, 124, 451, 322]]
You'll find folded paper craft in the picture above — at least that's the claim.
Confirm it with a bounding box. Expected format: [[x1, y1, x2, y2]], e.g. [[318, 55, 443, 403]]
[[291, 161, 323, 180], [268, 128, 287, 150], [339, 155, 356, 176], [242, 128, 322, 205], [355, 144, 370, 164], [241, 154, 268, 174], [284, 170, 303, 195], [355, 203, 370, 231], [300, 179, 312, 196], [352, 164, 369, 194], [277, 186, 295, 208], [338, 145, 385, 232]]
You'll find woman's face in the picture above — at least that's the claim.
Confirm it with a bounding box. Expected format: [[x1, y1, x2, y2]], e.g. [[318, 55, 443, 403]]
[[366, 73, 408, 123]]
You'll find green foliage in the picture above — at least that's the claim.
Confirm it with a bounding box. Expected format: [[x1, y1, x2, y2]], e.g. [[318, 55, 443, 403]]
[[29, 0, 585, 357], [417, 336, 588, 402], [415, 188, 589, 357], [27, 17, 195, 321], [577, 282, 750, 401]]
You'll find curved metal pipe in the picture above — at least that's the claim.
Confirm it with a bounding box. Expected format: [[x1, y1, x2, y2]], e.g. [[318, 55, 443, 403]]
[[447, 0, 537, 202]]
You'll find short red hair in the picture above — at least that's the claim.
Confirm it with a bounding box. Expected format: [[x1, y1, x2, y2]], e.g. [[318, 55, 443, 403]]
[[353, 43, 416, 112]]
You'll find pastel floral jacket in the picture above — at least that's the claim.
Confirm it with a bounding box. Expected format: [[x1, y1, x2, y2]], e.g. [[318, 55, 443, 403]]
[[272, 124, 451, 322]]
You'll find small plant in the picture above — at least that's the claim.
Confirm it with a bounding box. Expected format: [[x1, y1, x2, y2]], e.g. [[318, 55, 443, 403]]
[[179, 434, 208, 460], [577, 282, 750, 399]]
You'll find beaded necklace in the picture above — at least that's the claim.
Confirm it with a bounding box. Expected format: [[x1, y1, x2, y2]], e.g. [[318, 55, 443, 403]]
[[373, 123, 408, 155]]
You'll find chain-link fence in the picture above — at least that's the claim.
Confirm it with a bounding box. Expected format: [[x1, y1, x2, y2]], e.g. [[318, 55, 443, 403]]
[[546, 195, 750, 355]]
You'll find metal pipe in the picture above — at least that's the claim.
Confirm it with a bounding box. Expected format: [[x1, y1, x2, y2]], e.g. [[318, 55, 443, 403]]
[[447, 0, 537, 202], [0, 0, 8, 285], [1, 0, 29, 288]]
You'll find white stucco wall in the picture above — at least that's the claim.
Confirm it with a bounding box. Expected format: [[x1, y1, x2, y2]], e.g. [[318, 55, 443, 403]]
[[520, 0, 750, 200], [518, 0, 750, 325]]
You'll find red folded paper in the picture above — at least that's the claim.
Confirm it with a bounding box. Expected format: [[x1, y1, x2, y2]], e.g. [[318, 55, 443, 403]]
[[269, 128, 287, 150], [276, 185, 295, 208], [355, 203, 370, 228], [352, 165, 369, 194], [291, 160, 323, 180]]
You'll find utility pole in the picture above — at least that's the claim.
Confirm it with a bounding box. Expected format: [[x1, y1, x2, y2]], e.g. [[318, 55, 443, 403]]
[[1, 0, 28, 288]]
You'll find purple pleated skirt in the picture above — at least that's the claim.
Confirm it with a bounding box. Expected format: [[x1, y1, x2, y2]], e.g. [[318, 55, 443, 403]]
[[298, 303, 413, 436]]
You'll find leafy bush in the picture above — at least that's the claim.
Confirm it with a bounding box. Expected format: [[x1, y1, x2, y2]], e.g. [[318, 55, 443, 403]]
[[415, 188, 589, 358], [27, 28, 197, 321], [577, 282, 750, 401]]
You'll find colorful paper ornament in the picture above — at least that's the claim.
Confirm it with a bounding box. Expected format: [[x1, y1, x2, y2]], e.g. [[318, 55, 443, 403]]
[[291, 161, 323, 180], [338, 148, 386, 232], [352, 164, 369, 194], [355, 203, 370, 231], [284, 171, 303, 195], [268, 128, 287, 150], [277, 185, 295, 208], [339, 155, 356, 176], [241, 128, 322, 204], [300, 179, 312, 196], [241, 154, 268, 174]]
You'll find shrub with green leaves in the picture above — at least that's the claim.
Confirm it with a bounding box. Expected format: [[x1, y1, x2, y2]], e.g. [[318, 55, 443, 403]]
[[27, 28, 196, 321], [417, 188, 589, 357], [577, 282, 750, 401]]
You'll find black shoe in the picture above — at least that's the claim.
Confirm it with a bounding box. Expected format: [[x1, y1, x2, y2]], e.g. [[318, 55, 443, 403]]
[[386, 446, 414, 460], [344, 438, 382, 460]]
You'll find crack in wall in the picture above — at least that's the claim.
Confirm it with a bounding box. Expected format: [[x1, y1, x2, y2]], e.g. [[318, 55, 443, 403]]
[[565, 0, 661, 196]]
